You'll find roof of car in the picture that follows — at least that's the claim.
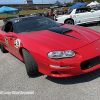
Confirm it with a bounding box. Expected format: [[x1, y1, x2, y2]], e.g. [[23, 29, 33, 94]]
[[77, 7, 91, 10], [8, 16, 42, 23]]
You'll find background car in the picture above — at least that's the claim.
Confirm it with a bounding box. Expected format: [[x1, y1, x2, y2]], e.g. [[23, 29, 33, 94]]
[[1, 16, 100, 77], [56, 7, 100, 25], [19, 15, 25, 17], [31, 13, 41, 16]]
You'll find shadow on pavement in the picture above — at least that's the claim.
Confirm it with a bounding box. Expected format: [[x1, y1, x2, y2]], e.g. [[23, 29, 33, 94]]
[[30, 72, 44, 78], [46, 68, 100, 84], [79, 22, 100, 27]]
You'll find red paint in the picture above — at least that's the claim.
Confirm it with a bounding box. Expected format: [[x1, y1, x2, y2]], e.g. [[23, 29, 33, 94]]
[[0, 24, 100, 77]]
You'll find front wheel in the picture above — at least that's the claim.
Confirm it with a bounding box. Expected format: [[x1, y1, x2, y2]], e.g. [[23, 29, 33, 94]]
[[65, 20, 74, 25], [0, 42, 8, 53], [22, 49, 38, 77]]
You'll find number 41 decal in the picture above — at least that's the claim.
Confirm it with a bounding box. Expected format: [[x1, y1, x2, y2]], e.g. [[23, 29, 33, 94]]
[[14, 39, 21, 48]]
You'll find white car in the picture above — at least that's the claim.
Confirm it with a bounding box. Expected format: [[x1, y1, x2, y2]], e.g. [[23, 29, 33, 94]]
[[56, 7, 100, 25]]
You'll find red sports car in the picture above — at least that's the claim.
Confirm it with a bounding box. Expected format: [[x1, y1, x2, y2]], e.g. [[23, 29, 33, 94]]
[[0, 16, 100, 77]]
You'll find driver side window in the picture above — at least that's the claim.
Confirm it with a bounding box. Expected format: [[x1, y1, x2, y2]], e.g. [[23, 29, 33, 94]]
[[76, 9, 90, 14], [4, 22, 13, 33], [76, 10, 82, 13]]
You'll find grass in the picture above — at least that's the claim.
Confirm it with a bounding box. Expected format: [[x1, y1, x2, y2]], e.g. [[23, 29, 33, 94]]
[[0, 10, 47, 18], [0, 7, 68, 18]]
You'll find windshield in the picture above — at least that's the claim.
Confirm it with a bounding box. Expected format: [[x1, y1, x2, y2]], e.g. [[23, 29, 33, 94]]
[[15, 17, 61, 33]]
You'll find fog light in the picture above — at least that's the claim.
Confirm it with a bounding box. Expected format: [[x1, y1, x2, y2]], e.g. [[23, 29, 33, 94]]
[[50, 65, 70, 68]]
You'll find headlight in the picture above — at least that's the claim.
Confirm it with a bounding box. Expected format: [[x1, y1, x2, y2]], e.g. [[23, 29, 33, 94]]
[[47, 50, 75, 59]]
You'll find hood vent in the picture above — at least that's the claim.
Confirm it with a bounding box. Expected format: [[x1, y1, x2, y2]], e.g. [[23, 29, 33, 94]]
[[47, 27, 83, 41], [48, 27, 72, 34]]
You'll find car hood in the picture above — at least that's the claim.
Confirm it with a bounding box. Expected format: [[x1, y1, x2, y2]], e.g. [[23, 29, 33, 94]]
[[20, 24, 100, 51]]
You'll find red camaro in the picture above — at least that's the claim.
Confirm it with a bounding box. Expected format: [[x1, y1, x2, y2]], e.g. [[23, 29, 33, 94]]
[[0, 16, 100, 77]]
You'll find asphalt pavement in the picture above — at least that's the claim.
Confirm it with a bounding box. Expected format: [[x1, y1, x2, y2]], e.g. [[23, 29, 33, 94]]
[[0, 22, 100, 100]]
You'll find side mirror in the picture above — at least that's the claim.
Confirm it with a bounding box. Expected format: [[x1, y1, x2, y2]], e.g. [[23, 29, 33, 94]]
[[5, 32, 14, 37]]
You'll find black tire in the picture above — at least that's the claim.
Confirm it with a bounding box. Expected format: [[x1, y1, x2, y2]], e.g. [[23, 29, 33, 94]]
[[22, 49, 38, 77], [0, 42, 8, 53], [65, 19, 74, 25]]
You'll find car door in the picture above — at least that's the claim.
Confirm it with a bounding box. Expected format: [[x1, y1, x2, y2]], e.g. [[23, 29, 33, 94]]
[[74, 8, 91, 24], [0, 21, 19, 55], [89, 9, 100, 21]]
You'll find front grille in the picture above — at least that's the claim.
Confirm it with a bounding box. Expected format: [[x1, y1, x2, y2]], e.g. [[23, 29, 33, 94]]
[[81, 56, 100, 70]]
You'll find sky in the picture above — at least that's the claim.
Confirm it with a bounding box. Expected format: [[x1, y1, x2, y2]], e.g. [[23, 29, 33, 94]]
[[0, 0, 73, 4]]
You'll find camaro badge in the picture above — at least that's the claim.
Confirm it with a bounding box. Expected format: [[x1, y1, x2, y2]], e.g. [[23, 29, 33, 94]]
[[96, 48, 99, 51]]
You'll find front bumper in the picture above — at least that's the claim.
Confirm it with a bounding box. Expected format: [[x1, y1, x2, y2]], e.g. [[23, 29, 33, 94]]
[[37, 39, 100, 77]]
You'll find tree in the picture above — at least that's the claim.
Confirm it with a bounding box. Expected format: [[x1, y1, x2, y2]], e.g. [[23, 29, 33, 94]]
[[73, 0, 84, 2]]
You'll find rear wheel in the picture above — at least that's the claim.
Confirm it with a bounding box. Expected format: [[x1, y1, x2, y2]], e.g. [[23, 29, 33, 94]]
[[65, 19, 74, 25], [0, 42, 8, 53], [22, 49, 38, 77]]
